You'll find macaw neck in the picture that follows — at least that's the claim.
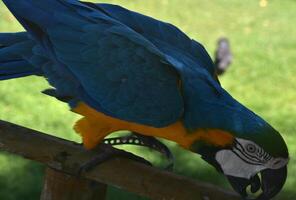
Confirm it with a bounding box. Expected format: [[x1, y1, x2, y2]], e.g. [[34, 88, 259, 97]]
[[180, 70, 288, 158], [184, 98, 258, 136], [180, 69, 263, 138]]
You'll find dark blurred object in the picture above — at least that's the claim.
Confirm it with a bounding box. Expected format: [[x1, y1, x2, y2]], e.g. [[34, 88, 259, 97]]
[[214, 38, 233, 75]]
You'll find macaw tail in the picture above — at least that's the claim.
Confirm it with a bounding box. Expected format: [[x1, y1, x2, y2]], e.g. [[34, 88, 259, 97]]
[[0, 32, 40, 80]]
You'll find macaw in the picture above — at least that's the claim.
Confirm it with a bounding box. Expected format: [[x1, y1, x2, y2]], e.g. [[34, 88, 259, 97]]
[[0, 0, 289, 199]]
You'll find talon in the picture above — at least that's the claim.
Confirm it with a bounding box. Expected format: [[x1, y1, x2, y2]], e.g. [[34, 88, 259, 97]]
[[103, 133, 175, 170], [77, 144, 151, 175]]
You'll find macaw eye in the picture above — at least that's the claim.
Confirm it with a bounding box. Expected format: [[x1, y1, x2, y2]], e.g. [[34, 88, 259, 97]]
[[246, 144, 256, 153]]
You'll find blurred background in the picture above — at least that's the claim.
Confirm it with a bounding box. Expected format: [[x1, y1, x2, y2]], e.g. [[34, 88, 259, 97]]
[[0, 0, 295, 199]]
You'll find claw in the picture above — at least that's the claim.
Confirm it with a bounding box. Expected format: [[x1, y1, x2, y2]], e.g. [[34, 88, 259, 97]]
[[77, 132, 174, 175], [103, 133, 175, 170], [78, 144, 151, 175]]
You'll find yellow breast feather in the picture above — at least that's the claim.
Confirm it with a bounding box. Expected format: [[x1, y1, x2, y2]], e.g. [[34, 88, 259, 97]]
[[73, 102, 234, 150]]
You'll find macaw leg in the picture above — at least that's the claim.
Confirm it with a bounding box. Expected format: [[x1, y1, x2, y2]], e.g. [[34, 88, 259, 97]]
[[103, 133, 175, 170], [79, 134, 174, 175], [74, 117, 151, 175], [78, 143, 151, 175]]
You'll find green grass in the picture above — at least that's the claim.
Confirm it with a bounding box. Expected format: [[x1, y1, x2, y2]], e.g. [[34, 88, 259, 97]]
[[0, 0, 295, 199]]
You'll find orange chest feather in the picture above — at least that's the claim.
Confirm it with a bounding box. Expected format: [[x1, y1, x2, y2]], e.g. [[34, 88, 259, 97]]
[[73, 103, 234, 150]]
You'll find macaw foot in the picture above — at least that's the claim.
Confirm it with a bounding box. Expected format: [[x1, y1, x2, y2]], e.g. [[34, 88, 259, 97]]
[[103, 133, 175, 170], [78, 144, 151, 175], [78, 133, 174, 175]]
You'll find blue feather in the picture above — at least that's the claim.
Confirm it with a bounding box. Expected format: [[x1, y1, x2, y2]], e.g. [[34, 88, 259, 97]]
[[0, 33, 41, 80], [96, 3, 215, 76]]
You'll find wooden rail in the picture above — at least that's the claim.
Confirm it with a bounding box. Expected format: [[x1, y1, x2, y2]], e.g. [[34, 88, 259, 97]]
[[0, 120, 241, 200]]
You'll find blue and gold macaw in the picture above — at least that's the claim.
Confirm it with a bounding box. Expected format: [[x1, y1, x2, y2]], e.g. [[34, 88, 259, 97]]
[[0, 0, 289, 199]]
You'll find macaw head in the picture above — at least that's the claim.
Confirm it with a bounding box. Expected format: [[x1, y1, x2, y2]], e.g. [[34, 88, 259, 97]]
[[180, 73, 290, 199], [190, 113, 289, 200]]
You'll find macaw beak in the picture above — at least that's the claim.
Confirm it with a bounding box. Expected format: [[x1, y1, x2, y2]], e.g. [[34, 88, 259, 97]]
[[227, 166, 287, 200]]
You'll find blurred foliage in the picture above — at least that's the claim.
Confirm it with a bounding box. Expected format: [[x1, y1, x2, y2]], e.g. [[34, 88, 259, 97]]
[[0, 0, 295, 199]]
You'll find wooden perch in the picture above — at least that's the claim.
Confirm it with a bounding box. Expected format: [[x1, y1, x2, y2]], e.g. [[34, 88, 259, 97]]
[[41, 167, 108, 200], [0, 120, 241, 200]]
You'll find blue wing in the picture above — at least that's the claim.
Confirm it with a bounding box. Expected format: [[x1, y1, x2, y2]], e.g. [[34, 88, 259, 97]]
[[90, 3, 216, 78], [49, 24, 183, 127], [3, 0, 183, 127]]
